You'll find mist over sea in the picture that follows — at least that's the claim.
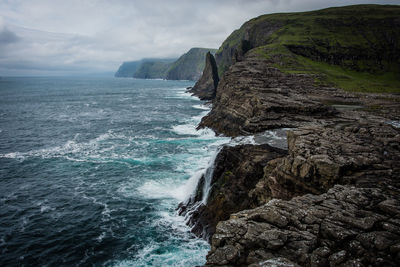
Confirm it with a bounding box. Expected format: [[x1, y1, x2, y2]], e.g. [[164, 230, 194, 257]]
[[0, 77, 229, 266]]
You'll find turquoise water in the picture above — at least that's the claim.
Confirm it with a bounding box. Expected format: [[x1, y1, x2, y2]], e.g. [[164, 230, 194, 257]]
[[0, 77, 228, 266]]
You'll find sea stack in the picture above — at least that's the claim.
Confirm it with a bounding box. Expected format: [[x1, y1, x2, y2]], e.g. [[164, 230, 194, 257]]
[[189, 52, 219, 100]]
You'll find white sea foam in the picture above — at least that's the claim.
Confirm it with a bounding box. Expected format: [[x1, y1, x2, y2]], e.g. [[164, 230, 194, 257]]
[[172, 124, 200, 136], [229, 135, 256, 146], [40, 205, 55, 213], [200, 147, 221, 204], [171, 123, 215, 139], [137, 176, 199, 202], [177, 170, 205, 202], [0, 130, 136, 162], [115, 238, 208, 267], [96, 232, 106, 242], [165, 88, 197, 100], [192, 104, 210, 110], [388, 120, 400, 128]]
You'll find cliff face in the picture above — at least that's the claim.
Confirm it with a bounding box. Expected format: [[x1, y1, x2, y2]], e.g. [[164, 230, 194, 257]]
[[114, 61, 142, 77], [178, 144, 286, 241], [166, 48, 217, 81], [201, 117, 400, 266], [198, 52, 338, 136], [195, 4, 400, 97], [189, 52, 219, 100], [132, 58, 176, 79], [114, 47, 217, 80], [180, 4, 400, 266]]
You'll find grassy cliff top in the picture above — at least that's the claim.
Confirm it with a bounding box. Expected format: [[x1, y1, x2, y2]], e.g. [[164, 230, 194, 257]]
[[217, 4, 400, 93]]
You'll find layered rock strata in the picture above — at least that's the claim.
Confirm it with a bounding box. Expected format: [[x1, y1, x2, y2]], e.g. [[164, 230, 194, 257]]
[[178, 144, 286, 241], [260, 119, 400, 200], [203, 120, 400, 266], [207, 185, 400, 266], [182, 5, 400, 266], [198, 53, 340, 136]]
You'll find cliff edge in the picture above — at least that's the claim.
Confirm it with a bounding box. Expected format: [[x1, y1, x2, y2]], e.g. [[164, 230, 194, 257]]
[[180, 5, 400, 266]]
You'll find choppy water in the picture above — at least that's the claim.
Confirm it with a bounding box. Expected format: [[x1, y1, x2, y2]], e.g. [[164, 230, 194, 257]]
[[0, 77, 229, 266]]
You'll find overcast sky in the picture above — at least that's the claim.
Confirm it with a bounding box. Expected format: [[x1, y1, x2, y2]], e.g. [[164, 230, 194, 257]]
[[0, 0, 398, 76]]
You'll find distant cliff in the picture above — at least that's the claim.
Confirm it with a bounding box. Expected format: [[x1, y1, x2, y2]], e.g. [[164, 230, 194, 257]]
[[114, 58, 175, 78], [166, 48, 217, 80], [114, 61, 142, 77], [115, 47, 216, 80], [133, 58, 176, 79]]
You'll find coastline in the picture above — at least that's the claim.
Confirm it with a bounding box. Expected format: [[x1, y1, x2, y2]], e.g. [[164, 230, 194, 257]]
[[183, 76, 400, 266], [180, 5, 400, 265]]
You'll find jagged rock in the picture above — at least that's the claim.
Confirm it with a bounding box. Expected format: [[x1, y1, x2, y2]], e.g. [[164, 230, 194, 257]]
[[206, 185, 400, 266], [178, 144, 286, 241], [198, 54, 339, 136], [189, 52, 219, 100], [181, 6, 400, 266], [264, 120, 400, 200], [196, 119, 400, 266]]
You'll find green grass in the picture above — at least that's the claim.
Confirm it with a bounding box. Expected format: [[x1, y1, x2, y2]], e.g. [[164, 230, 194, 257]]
[[253, 45, 400, 93], [293, 56, 400, 93], [216, 4, 400, 93]]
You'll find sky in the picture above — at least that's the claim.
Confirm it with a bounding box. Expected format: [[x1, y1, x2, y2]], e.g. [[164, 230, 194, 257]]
[[0, 0, 399, 76]]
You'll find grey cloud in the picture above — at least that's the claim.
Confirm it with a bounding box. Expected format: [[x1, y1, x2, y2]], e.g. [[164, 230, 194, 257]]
[[0, 0, 398, 76], [0, 28, 19, 44]]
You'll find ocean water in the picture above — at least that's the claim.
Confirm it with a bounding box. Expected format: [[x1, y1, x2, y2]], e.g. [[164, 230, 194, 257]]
[[0, 77, 229, 266]]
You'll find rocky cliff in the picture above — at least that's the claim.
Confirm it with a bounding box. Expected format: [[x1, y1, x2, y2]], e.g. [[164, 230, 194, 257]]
[[191, 4, 400, 100], [188, 52, 219, 100], [166, 48, 217, 81], [114, 47, 216, 80], [178, 144, 286, 241], [180, 4, 400, 266], [132, 58, 176, 79]]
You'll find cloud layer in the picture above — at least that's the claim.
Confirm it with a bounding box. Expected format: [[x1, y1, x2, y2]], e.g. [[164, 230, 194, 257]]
[[0, 0, 398, 76]]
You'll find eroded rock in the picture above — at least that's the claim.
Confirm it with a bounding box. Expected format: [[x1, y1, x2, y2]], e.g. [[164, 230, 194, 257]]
[[189, 52, 220, 100], [206, 185, 400, 266], [178, 144, 287, 241]]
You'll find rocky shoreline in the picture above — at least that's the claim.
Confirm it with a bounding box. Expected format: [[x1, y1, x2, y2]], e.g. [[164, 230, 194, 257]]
[[187, 90, 400, 266], [179, 5, 400, 266]]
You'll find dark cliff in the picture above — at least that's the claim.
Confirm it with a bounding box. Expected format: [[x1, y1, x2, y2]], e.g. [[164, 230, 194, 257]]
[[198, 4, 400, 136], [179, 5, 400, 266], [179, 144, 287, 241], [166, 48, 217, 81], [189, 52, 219, 100], [115, 47, 216, 80]]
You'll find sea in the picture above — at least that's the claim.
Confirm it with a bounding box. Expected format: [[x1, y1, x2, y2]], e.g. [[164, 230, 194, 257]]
[[0, 77, 230, 266]]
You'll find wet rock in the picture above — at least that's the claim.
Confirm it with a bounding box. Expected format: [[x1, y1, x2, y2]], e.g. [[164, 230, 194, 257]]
[[263, 121, 400, 200], [206, 185, 400, 266], [178, 144, 287, 241]]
